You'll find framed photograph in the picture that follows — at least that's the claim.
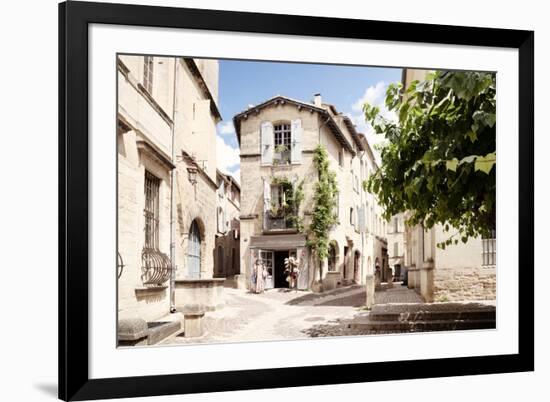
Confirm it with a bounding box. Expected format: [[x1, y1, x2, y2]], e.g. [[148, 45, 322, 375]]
[[59, 1, 534, 400]]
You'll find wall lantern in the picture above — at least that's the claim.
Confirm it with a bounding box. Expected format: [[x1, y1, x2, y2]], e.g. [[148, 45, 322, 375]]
[[187, 167, 198, 185]]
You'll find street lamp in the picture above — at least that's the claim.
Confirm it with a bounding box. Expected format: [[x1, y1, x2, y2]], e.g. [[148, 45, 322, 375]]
[[187, 167, 198, 185]]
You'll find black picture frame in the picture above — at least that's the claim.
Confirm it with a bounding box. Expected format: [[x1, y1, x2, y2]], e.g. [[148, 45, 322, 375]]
[[59, 1, 534, 400]]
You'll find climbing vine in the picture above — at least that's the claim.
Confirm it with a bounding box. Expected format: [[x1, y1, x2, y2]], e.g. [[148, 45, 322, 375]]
[[308, 145, 339, 272]]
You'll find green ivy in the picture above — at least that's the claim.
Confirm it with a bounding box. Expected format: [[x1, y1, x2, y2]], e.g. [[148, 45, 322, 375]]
[[308, 145, 339, 269]]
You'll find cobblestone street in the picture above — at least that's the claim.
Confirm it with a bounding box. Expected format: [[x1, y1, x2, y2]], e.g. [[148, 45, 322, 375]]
[[160, 283, 423, 345]]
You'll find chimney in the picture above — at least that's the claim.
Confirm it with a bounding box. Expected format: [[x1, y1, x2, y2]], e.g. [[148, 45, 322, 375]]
[[313, 93, 322, 107]]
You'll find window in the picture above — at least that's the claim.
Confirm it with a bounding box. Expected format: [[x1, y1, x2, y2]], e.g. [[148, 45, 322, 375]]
[[143, 171, 160, 249], [188, 220, 202, 278], [270, 184, 285, 213], [338, 149, 344, 167], [260, 250, 274, 278], [393, 242, 399, 258], [394, 216, 399, 233], [482, 228, 496, 266], [350, 207, 354, 226], [143, 56, 154, 94], [273, 123, 291, 163]]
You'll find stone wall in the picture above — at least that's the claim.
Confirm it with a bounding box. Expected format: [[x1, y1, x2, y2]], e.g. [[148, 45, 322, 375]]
[[214, 230, 241, 278], [433, 266, 496, 301]]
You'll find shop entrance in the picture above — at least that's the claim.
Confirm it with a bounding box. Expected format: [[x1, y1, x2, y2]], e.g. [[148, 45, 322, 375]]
[[274, 250, 290, 288]]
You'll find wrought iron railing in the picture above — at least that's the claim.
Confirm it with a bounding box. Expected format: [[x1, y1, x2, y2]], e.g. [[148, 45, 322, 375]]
[[264, 213, 296, 231], [141, 247, 173, 286], [117, 252, 125, 279]]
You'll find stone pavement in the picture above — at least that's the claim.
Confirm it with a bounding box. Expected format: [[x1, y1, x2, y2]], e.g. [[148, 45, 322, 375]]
[[160, 284, 427, 345]]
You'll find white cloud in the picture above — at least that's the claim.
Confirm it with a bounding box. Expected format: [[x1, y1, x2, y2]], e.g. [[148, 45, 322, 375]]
[[352, 81, 386, 112], [217, 121, 235, 136], [348, 81, 399, 165], [216, 134, 240, 175]]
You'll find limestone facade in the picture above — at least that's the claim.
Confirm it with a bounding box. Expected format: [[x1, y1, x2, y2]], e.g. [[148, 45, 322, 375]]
[[117, 55, 222, 325], [234, 95, 387, 292]]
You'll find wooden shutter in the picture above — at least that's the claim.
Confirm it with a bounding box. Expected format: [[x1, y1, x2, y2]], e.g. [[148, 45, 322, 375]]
[[260, 121, 273, 165], [290, 119, 302, 163]]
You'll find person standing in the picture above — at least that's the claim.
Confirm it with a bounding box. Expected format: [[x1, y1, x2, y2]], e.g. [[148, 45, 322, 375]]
[[253, 258, 266, 294]]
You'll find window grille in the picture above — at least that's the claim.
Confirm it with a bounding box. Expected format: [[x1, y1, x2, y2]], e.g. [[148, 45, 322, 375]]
[[144, 171, 160, 249], [482, 228, 496, 266], [141, 171, 172, 286], [143, 56, 154, 94]]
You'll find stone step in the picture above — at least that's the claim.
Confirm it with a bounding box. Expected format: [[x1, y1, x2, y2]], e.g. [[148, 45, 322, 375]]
[[349, 319, 495, 332], [147, 320, 181, 345], [369, 310, 496, 322]]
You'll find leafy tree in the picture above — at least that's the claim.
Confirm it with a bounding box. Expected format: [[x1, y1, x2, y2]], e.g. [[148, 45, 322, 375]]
[[363, 71, 496, 247]]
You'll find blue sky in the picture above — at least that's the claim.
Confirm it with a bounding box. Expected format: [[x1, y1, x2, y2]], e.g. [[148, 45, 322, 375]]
[[215, 59, 402, 181]]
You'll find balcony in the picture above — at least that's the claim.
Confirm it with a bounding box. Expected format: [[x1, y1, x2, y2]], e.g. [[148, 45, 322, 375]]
[[264, 211, 298, 233]]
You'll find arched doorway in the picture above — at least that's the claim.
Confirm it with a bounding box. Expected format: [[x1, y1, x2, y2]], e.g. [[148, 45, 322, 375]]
[[188, 220, 201, 279], [375, 257, 381, 279], [217, 245, 224, 276], [328, 242, 338, 272]]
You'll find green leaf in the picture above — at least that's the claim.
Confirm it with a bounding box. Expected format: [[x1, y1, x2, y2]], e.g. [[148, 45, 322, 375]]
[[466, 131, 477, 143], [474, 152, 496, 174], [459, 155, 477, 165], [446, 158, 459, 172]]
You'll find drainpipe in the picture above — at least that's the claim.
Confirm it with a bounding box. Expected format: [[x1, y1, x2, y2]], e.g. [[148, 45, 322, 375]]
[[169, 58, 178, 313], [359, 150, 366, 283]]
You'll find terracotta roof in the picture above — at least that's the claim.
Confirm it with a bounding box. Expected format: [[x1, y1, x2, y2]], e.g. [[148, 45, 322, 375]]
[[216, 168, 241, 191], [233, 95, 359, 154]]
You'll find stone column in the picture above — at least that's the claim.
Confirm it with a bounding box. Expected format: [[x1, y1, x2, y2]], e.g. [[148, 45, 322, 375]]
[[408, 264, 417, 289], [365, 274, 375, 309], [420, 261, 434, 302]]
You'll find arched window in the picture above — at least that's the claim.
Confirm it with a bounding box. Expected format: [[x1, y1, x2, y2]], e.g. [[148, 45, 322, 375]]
[[187, 220, 201, 279]]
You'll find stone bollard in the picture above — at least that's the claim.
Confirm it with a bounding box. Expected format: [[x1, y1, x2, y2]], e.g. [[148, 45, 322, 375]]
[[117, 318, 149, 346], [365, 274, 375, 309], [386, 268, 394, 288], [182, 304, 206, 338], [374, 271, 382, 291]]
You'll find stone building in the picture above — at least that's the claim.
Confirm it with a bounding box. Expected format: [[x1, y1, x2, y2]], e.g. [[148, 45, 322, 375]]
[[387, 213, 406, 281], [233, 94, 387, 295], [214, 170, 242, 286], [400, 69, 496, 302], [117, 55, 223, 343]]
